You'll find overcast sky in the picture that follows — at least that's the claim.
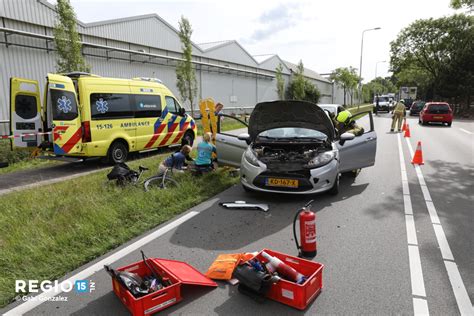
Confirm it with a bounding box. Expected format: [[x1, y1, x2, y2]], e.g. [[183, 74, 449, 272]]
[[55, 0, 458, 82]]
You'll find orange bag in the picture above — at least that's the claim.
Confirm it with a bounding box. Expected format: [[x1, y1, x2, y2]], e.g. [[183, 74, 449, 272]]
[[205, 253, 256, 280]]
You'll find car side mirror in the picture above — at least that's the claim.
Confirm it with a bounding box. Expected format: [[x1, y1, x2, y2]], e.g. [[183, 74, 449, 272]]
[[179, 107, 186, 116], [339, 132, 355, 146], [238, 133, 251, 145]]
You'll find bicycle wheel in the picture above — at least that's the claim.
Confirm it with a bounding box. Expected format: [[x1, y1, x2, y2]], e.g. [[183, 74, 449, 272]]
[[144, 175, 178, 191]]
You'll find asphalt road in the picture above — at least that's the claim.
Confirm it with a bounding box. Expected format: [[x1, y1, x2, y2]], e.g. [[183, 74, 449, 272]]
[[2, 113, 473, 315]]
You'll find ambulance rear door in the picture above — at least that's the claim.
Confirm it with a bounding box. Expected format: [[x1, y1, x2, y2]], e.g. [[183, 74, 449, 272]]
[[9, 77, 43, 148]]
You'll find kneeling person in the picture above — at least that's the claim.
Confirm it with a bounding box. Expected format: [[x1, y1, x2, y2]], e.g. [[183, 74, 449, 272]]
[[195, 132, 217, 170], [159, 145, 192, 173]]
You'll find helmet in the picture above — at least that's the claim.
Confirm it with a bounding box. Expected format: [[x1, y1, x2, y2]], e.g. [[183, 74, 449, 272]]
[[336, 110, 352, 124], [400, 99, 405, 103]]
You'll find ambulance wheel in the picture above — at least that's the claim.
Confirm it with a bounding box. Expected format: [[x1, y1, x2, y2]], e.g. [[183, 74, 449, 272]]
[[182, 131, 195, 147], [328, 174, 339, 195], [108, 141, 128, 164]]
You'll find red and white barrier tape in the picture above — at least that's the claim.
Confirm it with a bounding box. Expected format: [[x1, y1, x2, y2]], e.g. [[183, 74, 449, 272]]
[[0, 131, 53, 139]]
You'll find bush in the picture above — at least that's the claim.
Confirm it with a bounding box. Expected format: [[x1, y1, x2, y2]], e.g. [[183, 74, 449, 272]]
[[285, 79, 321, 104], [0, 141, 30, 164]]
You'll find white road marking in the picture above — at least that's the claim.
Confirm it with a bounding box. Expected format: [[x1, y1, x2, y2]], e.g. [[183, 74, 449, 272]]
[[433, 224, 454, 261], [408, 245, 427, 297], [413, 298, 430, 315], [397, 134, 429, 311], [459, 128, 473, 135], [405, 138, 473, 315], [444, 261, 474, 315], [406, 215, 418, 245], [4, 198, 219, 316]]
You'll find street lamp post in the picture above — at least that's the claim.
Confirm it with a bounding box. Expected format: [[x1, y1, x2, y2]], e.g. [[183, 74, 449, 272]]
[[358, 27, 381, 108]]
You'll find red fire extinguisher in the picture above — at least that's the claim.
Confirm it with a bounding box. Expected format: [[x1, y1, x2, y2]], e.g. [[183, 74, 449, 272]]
[[293, 200, 317, 258]]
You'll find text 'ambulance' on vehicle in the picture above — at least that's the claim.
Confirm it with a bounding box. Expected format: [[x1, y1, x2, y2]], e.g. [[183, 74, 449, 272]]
[[10, 73, 197, 163]]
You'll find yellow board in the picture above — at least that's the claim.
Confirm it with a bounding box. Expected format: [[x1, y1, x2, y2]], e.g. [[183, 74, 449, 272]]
[[199, 98, 217, 144]]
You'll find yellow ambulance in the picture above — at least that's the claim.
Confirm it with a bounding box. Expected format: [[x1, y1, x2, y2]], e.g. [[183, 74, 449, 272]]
[[10, 73, 197, 163]]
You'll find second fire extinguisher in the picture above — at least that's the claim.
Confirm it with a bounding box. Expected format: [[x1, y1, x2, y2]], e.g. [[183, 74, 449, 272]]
[[293, 200, 317, 258]]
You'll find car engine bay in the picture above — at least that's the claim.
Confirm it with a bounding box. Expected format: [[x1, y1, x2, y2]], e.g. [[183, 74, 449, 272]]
[[252, 142, 332, 171]]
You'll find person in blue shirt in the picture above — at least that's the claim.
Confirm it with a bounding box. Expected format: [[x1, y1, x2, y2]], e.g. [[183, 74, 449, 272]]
[[195, 132, 217, 169], [159, 145, 192, 174]]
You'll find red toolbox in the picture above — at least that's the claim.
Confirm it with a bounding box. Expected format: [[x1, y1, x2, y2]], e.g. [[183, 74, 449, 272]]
[[255, 249, 324, 310], [111, 258, 217, 315]]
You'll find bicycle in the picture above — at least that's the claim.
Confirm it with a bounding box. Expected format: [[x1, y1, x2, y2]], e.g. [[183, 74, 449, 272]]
[[143, 167, 179, 191], [107, 163, 149, 186]]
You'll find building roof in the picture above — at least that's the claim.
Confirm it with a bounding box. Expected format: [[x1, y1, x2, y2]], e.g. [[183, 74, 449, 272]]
[[283, 60, 331, 83]]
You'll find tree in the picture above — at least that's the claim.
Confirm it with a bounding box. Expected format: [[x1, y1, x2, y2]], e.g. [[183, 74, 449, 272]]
[[275, 63, 285, 100], [450, 0, 473, 10], [390, 14, 473, 109], [176, 16, 198, 117], [330, 67, 359, 106], [362, 76, 397, 103], [53, 0, 90, 73]]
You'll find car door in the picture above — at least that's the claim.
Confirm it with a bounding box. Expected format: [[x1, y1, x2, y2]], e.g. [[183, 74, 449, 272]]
[[338, 111, 377, 173], [47, 74, 83, 155], [9, 77, 43, 148], [162, 96, 183, 146], [215, 114, 248, 167]]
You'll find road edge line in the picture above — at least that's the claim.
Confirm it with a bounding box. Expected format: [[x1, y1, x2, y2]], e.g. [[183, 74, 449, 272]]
[[397, 133, 429, 313], [405, 138, 473, 315]]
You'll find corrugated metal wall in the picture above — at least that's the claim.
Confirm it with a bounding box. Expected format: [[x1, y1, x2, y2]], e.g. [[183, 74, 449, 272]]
[[0, 0, 346, 135]]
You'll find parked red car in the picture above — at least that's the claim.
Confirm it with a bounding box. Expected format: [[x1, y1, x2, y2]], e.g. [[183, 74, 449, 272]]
[[419, 102, 453, 127]]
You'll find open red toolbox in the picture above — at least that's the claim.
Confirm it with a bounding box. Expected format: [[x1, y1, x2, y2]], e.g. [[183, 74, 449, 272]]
[[111, 258, 217, 315], [255, 249, 324, 310]]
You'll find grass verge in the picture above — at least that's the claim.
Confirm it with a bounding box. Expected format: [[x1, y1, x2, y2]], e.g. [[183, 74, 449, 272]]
[[0, 141, 60, 174], [0, 152, 239, 307]]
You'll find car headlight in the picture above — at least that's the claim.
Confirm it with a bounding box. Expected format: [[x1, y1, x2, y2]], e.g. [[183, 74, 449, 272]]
[[306, 151, 335, 168], [244, 148, 259, 166]]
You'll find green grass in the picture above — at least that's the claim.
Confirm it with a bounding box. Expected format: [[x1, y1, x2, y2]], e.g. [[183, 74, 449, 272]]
[[0, 141, 61, 174], [0, 152, 239, 307]]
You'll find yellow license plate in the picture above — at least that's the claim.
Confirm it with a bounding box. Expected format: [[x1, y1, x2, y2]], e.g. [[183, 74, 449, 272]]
[[434, 116, 443, 119], [266, 178, 299, 188]]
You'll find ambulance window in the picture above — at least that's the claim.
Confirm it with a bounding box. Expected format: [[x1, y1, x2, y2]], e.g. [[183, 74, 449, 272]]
[[165, 96, 178, 114], [15, 95, 37, 120], [90, 93, 132, 120], [134, 94, 162, 118], [50, 89, 78, 121]]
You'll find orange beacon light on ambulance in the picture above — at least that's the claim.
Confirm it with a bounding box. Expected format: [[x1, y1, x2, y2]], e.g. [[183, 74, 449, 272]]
[[10, 73, 197, 163]]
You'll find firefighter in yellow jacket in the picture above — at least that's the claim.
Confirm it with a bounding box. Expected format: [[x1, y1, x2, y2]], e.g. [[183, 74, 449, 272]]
[[391, 99, 406, 132]]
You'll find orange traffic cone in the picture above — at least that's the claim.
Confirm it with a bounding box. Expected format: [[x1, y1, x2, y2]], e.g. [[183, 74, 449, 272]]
[[401, 118, 407, 132], [404, 124, 411, 138], [412, 141, 424, 165]]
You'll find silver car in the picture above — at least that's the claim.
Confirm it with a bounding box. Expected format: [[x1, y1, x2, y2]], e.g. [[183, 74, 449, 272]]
[[216, 101, 377, 195]]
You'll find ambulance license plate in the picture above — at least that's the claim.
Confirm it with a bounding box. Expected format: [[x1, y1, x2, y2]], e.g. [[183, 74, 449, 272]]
[[266, 178, 299, 188]]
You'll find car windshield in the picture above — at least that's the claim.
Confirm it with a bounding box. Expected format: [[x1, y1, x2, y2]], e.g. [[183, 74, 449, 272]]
[[413, 102, 425, 109], [258, 127, 327, 141], [376, 97, 389, 102], [428, 104, 450, 113]]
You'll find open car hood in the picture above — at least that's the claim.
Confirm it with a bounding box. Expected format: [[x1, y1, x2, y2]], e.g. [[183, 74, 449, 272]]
[[248, 100, 335, 141]]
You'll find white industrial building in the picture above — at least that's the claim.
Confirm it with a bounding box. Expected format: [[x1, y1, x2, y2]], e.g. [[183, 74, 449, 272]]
[[0, 0, 344, 135]]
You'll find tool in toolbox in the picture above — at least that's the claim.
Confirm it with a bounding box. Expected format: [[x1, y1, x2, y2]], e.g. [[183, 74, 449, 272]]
[[105, 251, 217, 315], [219, 200, 269, 212], [293, 200, 317, 258], [261, 251, 306, 284], [233, 249, 324, 310]]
